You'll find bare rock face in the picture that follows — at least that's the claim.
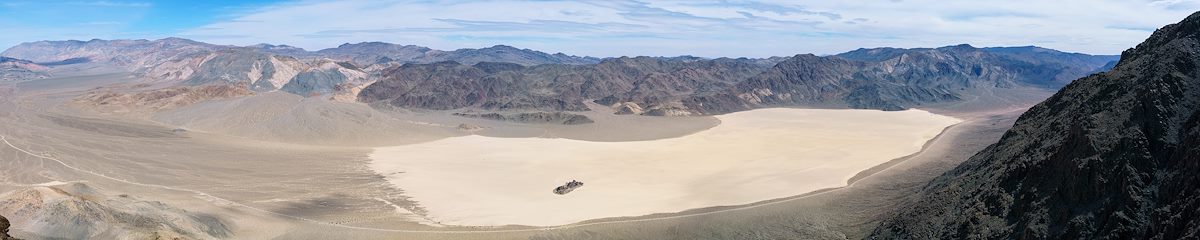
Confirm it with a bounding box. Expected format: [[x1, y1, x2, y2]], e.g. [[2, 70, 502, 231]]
[[0, 214, 16, 240], [871, 11, 1200, 240]]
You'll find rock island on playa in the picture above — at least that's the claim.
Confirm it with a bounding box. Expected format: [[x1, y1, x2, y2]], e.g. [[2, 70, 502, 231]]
[[369, 108, 961, 226]]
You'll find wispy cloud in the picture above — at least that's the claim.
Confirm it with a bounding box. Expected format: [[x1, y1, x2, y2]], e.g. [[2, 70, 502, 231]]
[[174, 0, 1197, 57], [73, 1, 152, 8]]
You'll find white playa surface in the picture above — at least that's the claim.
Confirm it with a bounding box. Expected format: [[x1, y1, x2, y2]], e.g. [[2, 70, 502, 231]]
[[369, 108, 961, 226]]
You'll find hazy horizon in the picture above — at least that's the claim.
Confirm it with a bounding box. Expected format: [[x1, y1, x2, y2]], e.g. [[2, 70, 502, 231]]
[[2, 0, 1197, 58]]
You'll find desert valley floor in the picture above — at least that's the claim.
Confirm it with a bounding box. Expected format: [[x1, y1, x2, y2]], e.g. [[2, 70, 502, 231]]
[[0, 69, 1042, 239], [371, 108, 959, 226]]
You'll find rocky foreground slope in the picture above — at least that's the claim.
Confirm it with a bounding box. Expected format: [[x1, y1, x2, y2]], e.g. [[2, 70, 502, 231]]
[[871, 11, 1200, 239]]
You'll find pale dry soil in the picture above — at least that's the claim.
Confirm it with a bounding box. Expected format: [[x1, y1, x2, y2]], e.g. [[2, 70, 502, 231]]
[[0, 70, 1043, 239], [370, 108, 960, 226]]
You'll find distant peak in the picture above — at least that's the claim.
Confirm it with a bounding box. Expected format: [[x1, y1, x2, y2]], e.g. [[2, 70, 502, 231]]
[[939, 44, 976, 50], [337, 42, 391, 48]]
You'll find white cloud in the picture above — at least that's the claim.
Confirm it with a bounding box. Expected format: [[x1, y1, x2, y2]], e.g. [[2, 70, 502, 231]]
[[180, 0, 1199, 57], [74, 1, 152, 8]]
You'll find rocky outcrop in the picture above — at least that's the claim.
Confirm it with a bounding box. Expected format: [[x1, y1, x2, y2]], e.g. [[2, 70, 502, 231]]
[[613, 102, 644, 115], [0, 182, 230, 240], [0, 57, 48, 81], [553, 180, 584, 195], [74, 85, 255, 112], [871, 11, 1200, 239], [0, 214, 17, 240], [453, 112, 594, 125]]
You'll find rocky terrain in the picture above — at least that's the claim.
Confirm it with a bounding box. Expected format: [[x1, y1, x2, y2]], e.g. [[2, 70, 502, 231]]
[[683, 44, 1119, 113], [0, 182, 229, 240], [281, 42, 602, 66], [359, 57, 770, 113], [363, 45, 1116, 115], [3, 38, 1116, 118], [73, 85, 256, 113], [0, 57, 48, 81], [871, 11, 1200, 239], [1, 38, 371, 98], [0, 214, 15, 240], [453, 111, 594, 125]]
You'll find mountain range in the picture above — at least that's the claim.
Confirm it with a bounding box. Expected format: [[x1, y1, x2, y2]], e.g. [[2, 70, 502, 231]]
[[1, 38, 1118, 116], [870, 11, 1200, 240]]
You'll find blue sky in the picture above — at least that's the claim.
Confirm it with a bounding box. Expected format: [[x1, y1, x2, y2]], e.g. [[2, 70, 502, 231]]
[[2, 0, 1198, 57]]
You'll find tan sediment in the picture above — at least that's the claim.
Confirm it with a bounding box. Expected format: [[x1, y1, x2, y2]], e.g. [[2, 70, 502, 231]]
[[369, 108, 961, 226]]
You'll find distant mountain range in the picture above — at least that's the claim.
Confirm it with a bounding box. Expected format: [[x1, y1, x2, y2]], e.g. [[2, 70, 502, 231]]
[[1, 38, 1117, 115], [871, 11, 1200, 239]]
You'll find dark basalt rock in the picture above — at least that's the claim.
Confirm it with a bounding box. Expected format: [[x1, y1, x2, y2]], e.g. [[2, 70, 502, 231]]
[[553, 180, 584, 195], [870, 11, 1200, 240], [0, 214, 17, 240]]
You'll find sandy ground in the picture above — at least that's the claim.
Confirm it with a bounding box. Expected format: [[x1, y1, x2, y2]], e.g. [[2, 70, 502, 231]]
[[369, 108, 960, 226], [0, 69, 1048, 239]]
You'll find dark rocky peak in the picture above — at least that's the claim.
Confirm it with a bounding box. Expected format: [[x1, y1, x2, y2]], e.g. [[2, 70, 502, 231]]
[[482, 44, 521, 51], [1117, 11, 1200, 68], [935, 43, 977, 51], [869, 11, 1200, 239]]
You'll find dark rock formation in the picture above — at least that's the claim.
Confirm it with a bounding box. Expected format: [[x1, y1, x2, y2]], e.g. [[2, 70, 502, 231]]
[[554, 180, 584, 195], [453, 112, 594, 125], [0, 214, 16, 240], [361, 44, 1116, 115], [685, 45, 1119, 113], [871, 11, 1200, 240], [359, 56, 770, 112]]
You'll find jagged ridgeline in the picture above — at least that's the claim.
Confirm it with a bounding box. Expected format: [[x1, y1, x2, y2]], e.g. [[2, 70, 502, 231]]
[[360, 46, 1117, 115], [870, 11, 1200, 239], [2, 38, 1116, 115]]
